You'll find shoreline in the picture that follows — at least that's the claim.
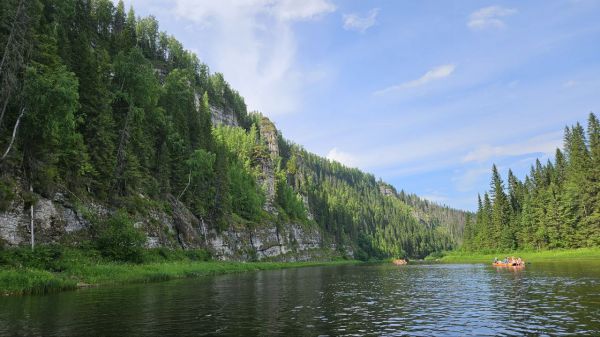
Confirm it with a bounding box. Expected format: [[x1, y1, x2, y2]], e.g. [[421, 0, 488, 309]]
[[434, 247, 600, 263], [0, 259, 359, 297]]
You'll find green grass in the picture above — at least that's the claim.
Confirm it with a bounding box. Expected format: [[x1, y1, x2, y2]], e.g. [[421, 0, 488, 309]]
[[0, 246, 358, 296], [0, 269, 78, 296], [434, 247, 600, 263]]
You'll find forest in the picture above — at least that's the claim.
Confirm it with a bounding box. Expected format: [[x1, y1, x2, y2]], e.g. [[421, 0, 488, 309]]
[[0, 0, 467, 260], [462, 114, 600, 250]]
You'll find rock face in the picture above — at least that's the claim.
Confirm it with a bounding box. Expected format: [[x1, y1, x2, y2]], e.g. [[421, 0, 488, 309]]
[[207, 223, 323, 261], [379, 183, 397, 197], [257, 117, 279, 212], [210, 105, 239, 127], [0, 190, 93, 246], [0, 186, 339, 261]]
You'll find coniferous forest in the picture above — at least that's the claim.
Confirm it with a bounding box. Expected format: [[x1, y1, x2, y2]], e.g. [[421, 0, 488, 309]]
[[462, 114, 600, 251], [0, 0, 467, 260]]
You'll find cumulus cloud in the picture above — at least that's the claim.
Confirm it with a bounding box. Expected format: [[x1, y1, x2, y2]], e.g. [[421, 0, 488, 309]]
[[326, 147, 359, 168], [468, 6, 517, 30], [164, 0, 335, 116], [374, 64, 456, 95], [343, 8, 379, 33], [462, 131, 563, 163]]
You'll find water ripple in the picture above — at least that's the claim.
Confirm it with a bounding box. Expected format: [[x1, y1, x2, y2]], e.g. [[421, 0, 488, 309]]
[[0, 262, 599, 336]]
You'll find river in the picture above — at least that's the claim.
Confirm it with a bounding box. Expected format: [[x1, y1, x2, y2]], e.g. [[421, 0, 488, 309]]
[[1, 262, 599, 336]]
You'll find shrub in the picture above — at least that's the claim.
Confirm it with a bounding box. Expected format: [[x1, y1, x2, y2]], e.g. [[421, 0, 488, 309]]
[[97, 211, 146, 263], [0, 245, 67, 271], [0, 178, 16, 211], [185, 249, 211, 261]]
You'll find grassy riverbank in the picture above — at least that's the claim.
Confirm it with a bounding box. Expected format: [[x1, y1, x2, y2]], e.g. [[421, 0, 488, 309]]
[[433, 247, 600, 263], [0, 247, 358, 296]]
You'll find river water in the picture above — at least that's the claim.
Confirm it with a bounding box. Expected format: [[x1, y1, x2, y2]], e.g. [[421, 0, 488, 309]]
[[1, 262, 599, 336]]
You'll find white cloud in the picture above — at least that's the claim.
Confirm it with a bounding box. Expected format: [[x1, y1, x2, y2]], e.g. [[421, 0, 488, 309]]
[[270, 0, 336, 21], [462, 131, 563, 163], [374, 64, 456, 95], [343, 8, 379, 33], [468, 6, 517, 30], [421, 190, 449, 204], [453, 167, 491, 192], [165, 0, 335, 116], [563, 80, 578, 87], [326, 147, 359, 167]]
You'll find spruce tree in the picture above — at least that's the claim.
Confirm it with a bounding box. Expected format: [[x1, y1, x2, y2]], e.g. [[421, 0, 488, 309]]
[[490, 165, 513, 249]]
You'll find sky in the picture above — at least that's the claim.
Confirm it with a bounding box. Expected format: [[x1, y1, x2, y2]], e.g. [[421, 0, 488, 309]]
[[116, 0, 600, 211]]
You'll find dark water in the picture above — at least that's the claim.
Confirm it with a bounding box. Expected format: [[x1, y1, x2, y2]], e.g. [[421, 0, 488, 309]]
[[1, 262, 599, 336]]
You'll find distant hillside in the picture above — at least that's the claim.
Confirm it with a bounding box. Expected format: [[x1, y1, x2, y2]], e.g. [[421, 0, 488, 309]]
[[0, 0, 467, 259]]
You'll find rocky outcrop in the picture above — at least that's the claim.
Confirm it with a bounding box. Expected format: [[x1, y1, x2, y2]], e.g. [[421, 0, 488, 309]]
[[0, 186, 341, 261], [210, 105, 239, 127], [256, 117, 280, 212], [207, 223, 323, 261], [379, 183, 397, 197], [0, 190, 95, 246]]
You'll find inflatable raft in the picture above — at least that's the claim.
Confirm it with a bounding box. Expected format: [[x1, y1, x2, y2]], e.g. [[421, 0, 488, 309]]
[[392, 259, 408, 265], [493, 261, 525, 267]]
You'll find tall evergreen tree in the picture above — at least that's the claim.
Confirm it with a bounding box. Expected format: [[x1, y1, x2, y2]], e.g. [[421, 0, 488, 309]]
[[490, 165, 513, 249]]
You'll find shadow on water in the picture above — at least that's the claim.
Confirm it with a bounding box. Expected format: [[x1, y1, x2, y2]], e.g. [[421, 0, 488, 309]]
[[1, 262, 599, 336]]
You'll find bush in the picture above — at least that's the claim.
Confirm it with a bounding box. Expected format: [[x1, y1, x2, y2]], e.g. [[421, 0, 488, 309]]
[[97, 211, 146, 263], [0, 245, 67, 271], [425, 251, 445, 260], [185, 249, 211, 261], [0, 178, 15, 211]]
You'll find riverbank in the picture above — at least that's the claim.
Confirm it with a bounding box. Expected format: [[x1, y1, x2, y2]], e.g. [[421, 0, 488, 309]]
[[0, 248, 358, 296], [434, 247, 600, 263]]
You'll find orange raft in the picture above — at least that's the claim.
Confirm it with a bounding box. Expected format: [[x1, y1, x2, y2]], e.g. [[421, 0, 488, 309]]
[[392, 259, 408, 265], [493, 261, 525, 267]]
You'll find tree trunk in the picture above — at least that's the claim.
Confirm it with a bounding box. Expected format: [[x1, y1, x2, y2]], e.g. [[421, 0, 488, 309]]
[[177, 171, 192, 201], [30, 184, 34, 251], [1, 107, 25, 161], [0, 0, 25, 74]]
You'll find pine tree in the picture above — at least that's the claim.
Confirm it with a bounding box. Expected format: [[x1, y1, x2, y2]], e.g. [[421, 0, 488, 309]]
[[482, 193, 492, 248], [583, 113, 600, 246], [563, 123, 591, 246], [490, 165, 513, 249]]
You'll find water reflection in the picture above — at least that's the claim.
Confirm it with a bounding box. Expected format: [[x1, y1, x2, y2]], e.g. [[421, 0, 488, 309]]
[[0, 262, 599, 336]]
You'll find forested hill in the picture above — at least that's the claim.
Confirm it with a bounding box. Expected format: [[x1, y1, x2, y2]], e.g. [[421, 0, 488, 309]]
[[0, 0, 467, 259], [463, 114, 600, 251]]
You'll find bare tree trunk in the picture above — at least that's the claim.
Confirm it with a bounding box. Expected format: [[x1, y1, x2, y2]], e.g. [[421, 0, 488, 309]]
[[200, 216, 207, 244], [177, 171, 192, 201], [0, 0, 30, 128], [0, 107, 25, 161], [30, 184, 34, 251], [0, 88, 10, 128], [0, 0, 25, 74]]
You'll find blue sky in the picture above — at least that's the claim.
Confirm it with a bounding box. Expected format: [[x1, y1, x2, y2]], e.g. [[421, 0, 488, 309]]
[[118, 0, 600, 211]]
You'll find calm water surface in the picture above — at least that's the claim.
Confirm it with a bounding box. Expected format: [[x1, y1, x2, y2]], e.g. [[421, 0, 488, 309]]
[[1, 262, 599, 336]]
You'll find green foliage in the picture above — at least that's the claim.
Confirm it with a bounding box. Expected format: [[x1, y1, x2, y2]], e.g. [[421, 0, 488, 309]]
[[0, 178, 15, 211], [465, 113, 600, 251], [276, 172, 306, 221], [0, 0, 467, 261], [280, 144, 458, 259], [97, 211, 146, 263], [228, 161, 265, 221]]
